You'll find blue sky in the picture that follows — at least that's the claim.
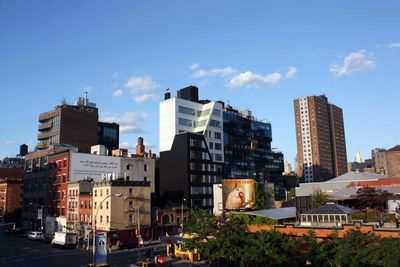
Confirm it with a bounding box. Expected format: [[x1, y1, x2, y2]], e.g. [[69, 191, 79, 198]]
[[1, 1, 399, 167]]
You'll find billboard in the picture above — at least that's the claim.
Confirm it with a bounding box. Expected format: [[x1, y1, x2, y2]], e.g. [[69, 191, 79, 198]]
[[70, 152, 121, 182], [96, 232, 108, 265], [222, 179, 256, 210]]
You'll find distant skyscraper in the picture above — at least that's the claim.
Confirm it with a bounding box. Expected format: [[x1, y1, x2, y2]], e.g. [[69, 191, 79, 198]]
[[294, 95, 347, 182], [355, 151, 362, 163], [284, 160, 293, 174]]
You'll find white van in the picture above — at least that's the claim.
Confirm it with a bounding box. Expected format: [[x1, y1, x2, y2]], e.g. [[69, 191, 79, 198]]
[[28, 231, 44, 240]]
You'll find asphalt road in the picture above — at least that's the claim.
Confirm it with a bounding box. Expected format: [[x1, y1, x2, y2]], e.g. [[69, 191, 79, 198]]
[[0, 234, 166, 267]]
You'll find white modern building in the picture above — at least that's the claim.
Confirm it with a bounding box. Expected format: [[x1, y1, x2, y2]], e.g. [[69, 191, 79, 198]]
[[160, 86, 224, 163]]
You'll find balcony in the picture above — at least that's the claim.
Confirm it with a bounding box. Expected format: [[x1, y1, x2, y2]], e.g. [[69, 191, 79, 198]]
[[38, 121, 52, 132], [39, 110, 58, 122], [37, 130, 58, 140], [36, 142, 49, 150]]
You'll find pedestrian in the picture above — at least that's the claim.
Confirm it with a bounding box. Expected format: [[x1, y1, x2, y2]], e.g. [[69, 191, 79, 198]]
[[108, 242, 112, 254]]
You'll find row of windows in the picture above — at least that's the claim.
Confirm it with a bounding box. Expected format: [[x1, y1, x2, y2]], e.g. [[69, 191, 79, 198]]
[[178, 105, 222, 118], [191, 186, 213, 195]]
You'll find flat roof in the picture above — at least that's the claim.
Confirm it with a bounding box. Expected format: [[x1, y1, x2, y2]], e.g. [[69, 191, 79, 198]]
[[231, 207, 296, 220]]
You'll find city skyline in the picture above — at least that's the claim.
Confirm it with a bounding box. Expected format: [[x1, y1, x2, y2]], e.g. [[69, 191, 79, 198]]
[[1, 1, 400, 167]]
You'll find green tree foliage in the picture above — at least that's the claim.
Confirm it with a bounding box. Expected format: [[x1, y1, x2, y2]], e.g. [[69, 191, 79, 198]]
[[311, 189, 329, 209], [183, 209, 400, 267], [287, 187, 296, 200]]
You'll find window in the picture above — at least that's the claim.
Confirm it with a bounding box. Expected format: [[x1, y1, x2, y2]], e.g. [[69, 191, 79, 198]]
[[214, 154, 223, 161], [197, 109, 210, 117], [178, 105, 196, 116], [94, 202, 97, 209], [100, 216, 103, 223], [209, 120, 221, 128], [126, 165, 130, 170], [178, 118, 192, 127], [144, 164, 147, 172], [80, 201, 83, 209], [106, 201, 109, 209], [214, 132, 221, 139], [212, 109, 221, 117], [195, 120, 207, 127], [100, 189, 103, 197], [63, 159, 67, 168], [214, 143, 222, 150], [94, 190, 97, 197], [106, 216, 109, 223], [106, 189, 109, 196], [129, 188, 133, 195], [209, 142, 214, 149]]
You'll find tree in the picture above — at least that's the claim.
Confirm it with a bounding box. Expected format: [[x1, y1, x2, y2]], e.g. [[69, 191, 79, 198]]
[[255, 182, 273, 209], [311, 189, 328, 209], [287, 187, 296, 200], [355, 187, 393, 211]]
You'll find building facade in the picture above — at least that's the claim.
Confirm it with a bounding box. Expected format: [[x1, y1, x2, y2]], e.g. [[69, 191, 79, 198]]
[[67, 180, 92, 234], [160, 132, 223, 210], [223, 105, 284, 182], [98, 122, 119, 155], [160, 86, 224, 163], [37, 95, 99, 153], [372, 148, 387, 175], [92, 179, 151, 235], [386, 145, 400, 178], [0, 179, 23, 221], [294, 95, 347, 183]]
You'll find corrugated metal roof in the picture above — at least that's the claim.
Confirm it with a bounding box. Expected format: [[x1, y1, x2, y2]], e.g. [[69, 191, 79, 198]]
[[232, 207, 296, 220], [303, 203, 356, 215]]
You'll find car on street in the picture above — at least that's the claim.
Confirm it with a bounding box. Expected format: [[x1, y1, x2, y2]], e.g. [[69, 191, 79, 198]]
[[28, 231, 44, 240]]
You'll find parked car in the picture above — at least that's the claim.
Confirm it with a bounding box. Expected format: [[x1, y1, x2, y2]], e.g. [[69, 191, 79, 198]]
[[28, 231, 44, 240]]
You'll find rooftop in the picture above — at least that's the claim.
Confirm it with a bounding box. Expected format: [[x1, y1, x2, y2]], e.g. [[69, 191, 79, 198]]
[[231, 207, 296, 220], [303, 203, 356, 215]]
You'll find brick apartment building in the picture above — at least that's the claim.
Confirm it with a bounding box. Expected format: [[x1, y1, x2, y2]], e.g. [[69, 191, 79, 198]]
[[67, 180, 92, 235], [294, 95, 347, 183], [0, 178, 23, 221]]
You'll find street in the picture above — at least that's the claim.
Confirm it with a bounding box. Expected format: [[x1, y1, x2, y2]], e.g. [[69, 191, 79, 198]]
[[0, 234, 167, 267]]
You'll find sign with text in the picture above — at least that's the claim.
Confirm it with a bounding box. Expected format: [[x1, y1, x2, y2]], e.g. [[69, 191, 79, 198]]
[[70, 152, 121, 182]]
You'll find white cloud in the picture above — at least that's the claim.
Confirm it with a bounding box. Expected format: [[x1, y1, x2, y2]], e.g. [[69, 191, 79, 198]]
[[193, 67, 238, 78], [102, 111, 147, 134], [229, 71, 282, 87], [285, 66, 297, 78], [112, 89, 123, 97], [83, 86, 95, 94], [189, 63, 199, 70], [119, 142, 135, 150], [112, 72, 119, 78], [388, 43, 400, 48], [125, 75, 160, 93], [124, 75, 160, 103], [134, 94, 158, 103], [3, 140, 15, 144], [330, 50, 375, 77]]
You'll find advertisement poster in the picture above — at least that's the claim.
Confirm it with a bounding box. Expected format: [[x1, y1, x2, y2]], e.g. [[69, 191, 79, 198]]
[[70, 152, 121, 182], [223, 179, 256, 210], [96, 233, 108, 265]]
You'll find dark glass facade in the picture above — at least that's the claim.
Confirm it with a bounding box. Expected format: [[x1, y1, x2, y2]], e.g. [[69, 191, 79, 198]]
[[98, 122, 119, 155], [159, 133, 223, 211], [223, 106, 285, 199]]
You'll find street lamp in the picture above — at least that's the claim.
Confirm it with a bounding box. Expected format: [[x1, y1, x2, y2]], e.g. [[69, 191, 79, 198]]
[[92, 193, 123, 267], [181, 198, 186, 234]]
